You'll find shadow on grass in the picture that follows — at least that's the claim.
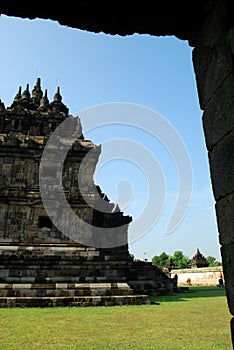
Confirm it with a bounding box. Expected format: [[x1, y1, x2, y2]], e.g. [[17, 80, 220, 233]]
[[150, 286, 227, 304]]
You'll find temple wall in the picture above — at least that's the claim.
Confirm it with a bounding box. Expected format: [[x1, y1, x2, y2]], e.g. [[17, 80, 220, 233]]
[[191, 0, 234, 344], [170, 266, 223, 286]]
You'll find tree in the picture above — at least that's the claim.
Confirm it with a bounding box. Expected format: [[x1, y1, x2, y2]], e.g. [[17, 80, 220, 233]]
[[206, 256, 222, 267], [152, 252, 169, 268], [171, 250, 190, 269], [152, 250, 222, 270]]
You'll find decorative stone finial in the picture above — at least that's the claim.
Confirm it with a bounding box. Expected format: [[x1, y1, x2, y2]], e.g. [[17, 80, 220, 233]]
[[13, 86, 22, 102], [39, 89, 49, 110], [36, 77, 41, 87], [53, 87, 62, 103], [49, 86, 68, 114], [32, 78, 43, 104], [113, 204, 121, 213], [0, 99, 5, 111], [21, 84, 30, 100]]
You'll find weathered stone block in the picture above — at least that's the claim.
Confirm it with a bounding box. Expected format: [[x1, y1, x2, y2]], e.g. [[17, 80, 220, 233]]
[[221, 244, 234, 315], [192, 35, 233, 109], [216, 193, 234, 245], [229, 28, 234, 54], [208, 130, 234, 200], [193, 0, 229, 48], [202, 74, 234, 150]]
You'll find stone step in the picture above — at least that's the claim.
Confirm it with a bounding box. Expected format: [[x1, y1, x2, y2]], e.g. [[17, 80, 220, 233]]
[[0, 245, 129, 260], [0, 259, 131, 268], [0, 261, 131, 268], [0, 266, 130, 282], [0, 282, 134, 297], [0, 295, 151, 307], [0, 276, 127, 283]]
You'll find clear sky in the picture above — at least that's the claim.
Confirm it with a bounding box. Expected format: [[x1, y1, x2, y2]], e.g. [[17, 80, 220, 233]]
[[0, 14, 222, 261]]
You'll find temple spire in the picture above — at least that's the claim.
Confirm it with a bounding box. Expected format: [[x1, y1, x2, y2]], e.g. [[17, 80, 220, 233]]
[[13, 86, 22, 102], [36, 77, 41, 87], [49, 85, 68, 115], [32, 78, 43, 105], [21, 84, 30, 100], [53, 86, 62, 103], [39, 89, 49, 110], [0, 99, 5, 111]]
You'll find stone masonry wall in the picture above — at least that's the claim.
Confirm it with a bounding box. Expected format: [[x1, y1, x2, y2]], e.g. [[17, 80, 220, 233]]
[[191, 0, 234, 345], [170, 266, 223, 286]]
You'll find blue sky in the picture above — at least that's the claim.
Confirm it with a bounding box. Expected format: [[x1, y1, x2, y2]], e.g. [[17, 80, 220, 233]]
[[0, 15, 221, 261]]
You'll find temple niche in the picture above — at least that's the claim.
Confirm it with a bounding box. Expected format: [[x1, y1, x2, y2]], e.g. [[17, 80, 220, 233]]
[[0, 79, 174, 307]]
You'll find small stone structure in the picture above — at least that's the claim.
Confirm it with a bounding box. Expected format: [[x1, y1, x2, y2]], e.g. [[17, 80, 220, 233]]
[[190, 248, 209, 268], [0, 79, 174, 307], [167, 258, 178, 272], [170, 266, 223, 286]]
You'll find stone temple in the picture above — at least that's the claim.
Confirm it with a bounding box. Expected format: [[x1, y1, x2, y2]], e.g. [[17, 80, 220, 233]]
[[0, 78, 174, 307], [190, 249, 209, 269]]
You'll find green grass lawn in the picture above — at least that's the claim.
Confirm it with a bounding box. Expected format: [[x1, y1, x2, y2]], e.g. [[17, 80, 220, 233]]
[[0, 286, 232, 350]]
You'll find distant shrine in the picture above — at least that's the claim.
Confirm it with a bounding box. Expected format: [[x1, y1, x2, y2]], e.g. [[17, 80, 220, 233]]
[[0, 78, 174, 307], [190, 248, 209, 268]]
